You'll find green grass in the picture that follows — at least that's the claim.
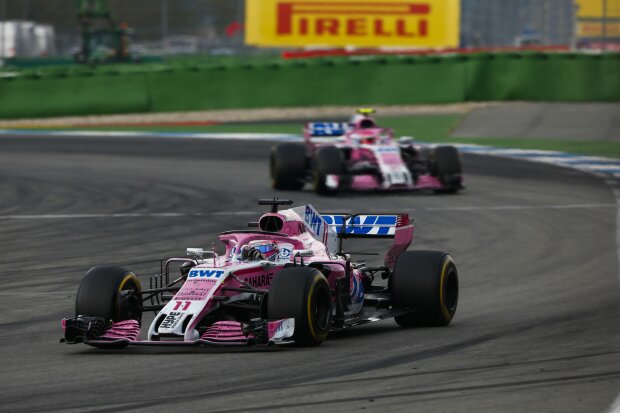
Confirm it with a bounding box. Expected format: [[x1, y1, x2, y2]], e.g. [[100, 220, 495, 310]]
[[19, 114, 620, 159]]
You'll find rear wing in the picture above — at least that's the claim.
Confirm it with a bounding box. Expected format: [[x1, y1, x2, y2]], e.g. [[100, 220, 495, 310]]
[[322, 213, 414, 269], [289, 205, 413, 268], [304, 122, 349, 140], [321, 214, 410, 239]]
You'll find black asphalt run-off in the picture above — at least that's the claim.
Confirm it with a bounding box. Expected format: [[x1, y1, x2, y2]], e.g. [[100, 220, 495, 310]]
[[0, 136, 619, 412]]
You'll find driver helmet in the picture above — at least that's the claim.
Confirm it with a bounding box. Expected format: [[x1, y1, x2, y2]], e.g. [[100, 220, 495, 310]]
[[349, 114, 376, 129], [247, 240, 279, 260], [349, 108, 377, 129]]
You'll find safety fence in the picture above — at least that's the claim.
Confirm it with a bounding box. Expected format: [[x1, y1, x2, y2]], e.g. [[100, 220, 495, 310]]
[[0, 52, 618, 119]]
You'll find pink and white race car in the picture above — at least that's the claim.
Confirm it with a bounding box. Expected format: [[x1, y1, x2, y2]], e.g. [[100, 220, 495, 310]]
[[61, 199, 459, 348], [270, 109, 464, 194]]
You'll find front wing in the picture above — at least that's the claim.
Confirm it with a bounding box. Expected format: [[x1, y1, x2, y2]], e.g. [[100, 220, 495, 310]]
[[61, 317, 295, 348], [324, 173, 462, 192]]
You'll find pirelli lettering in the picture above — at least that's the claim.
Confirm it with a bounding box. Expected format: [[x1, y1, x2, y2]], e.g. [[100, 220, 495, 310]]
[[277, 2, 429, 37], [246, 0, 460, 48]]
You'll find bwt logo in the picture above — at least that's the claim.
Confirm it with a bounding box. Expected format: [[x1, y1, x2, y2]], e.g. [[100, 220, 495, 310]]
[[305, 205, 323, 236], [323, 215, 397, 235], [277, 2, 431, 37], [189, 269, 225, 279]]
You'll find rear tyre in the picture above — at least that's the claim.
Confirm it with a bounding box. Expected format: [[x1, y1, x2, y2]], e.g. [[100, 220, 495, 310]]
[[313, 146, 344, 195], [433, 146, 462, 194], [267, 267, 332, 346], [390, 251, 458, 327], [270, 143, 307, 190], [75, 266, 142, 323]]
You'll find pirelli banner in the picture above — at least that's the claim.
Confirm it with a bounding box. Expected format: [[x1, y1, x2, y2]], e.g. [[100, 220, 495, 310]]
[[576, 0, 620, 39], [245, 0, 460, 48]]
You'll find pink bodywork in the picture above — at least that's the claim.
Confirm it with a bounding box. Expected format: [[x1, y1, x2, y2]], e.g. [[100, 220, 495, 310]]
[[101, 320, 141, 341], [202, 321, 254, 342], [64, 205, 414, 346], [304, 121, 457, 192]]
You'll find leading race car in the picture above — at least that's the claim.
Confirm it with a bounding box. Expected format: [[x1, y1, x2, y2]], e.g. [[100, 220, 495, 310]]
[[61, 199, 459, 348], [270, 109, 464, 195]]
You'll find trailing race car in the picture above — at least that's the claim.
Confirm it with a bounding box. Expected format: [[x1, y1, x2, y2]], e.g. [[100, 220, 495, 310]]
[[61, 199, 459, 348], [270, 109, 464, 195]]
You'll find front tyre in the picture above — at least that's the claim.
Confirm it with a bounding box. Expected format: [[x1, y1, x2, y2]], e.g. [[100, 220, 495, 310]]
[[75, 266, 142, 323], [433, 146, 463, 194], [390, 251, 458, 327], [267, 267, 332, 346], [313, 146, 344, 195], [270, 143, 307, 190]]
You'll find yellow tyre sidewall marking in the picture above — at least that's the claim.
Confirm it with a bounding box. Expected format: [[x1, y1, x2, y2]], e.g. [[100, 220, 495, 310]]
[[118, 272, 140, 292], [439, 256, 454, 321], [115, 272, 140, 320]]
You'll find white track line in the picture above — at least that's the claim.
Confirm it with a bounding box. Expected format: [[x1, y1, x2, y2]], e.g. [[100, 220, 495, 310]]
[[616, 188, 620, 281], [0, 203, 615, 220], [0, 211, 256, 219], [2, 130, 619, 178], [603, 186, 620, 413], [607, 399, 620, 413], [421, 203, 616, 212], [0, 130, 302, 141]]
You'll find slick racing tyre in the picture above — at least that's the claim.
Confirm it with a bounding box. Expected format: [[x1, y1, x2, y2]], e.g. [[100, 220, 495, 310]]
[[313, 146, 344, 195], [267, 267, 332, 346], [390, 251, 458, 327], [433, 146, 462, 194], [76, 266, 142, 323], [270, 143, 307, 190]]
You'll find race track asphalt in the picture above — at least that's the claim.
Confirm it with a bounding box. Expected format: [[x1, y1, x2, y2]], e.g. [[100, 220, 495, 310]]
[[451, 102, 620, 141], [0, 136, 619, 413]]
